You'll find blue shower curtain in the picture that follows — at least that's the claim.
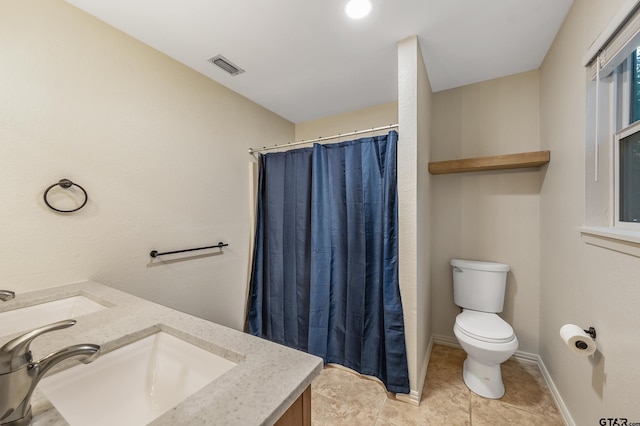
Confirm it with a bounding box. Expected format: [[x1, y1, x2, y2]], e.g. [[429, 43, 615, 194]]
[[247, 131, 409, 394]]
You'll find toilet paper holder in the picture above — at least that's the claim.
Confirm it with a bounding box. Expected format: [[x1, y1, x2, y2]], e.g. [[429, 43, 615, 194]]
[[583, 327, 597, 339], [575, 327, 597, 350]]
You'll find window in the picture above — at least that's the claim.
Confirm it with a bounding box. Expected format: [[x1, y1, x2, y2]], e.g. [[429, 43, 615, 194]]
[[611, 48, 640, 230], [616, 121, 640, 225], [582, 2, 640, 253]]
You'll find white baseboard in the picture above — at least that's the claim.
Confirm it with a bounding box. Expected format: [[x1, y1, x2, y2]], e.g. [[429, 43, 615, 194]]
[[537, 355, 574, 426], [432, 333, 459, 348], [514, 349, 539, 364], [417, 336, 434, 404], [431, 334, 573, 426], [395, 390, 421, 406], [396, 335, 434, 407]]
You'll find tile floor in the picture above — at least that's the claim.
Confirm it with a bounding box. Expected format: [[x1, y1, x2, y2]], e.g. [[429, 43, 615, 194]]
[[311, 344, 564, 425]]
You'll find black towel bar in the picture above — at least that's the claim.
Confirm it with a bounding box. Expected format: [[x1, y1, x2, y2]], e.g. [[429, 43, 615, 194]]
[[150, 242, 228, 258]]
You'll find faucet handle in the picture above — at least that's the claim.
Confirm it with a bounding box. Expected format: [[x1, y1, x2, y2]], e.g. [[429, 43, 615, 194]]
[[0, 319, 77, 373], [0, 289, 15, 301]]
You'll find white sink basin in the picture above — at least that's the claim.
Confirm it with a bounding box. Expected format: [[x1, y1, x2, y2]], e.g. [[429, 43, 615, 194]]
[[38, 331, 238, 426], [0, 296, 107, 337]]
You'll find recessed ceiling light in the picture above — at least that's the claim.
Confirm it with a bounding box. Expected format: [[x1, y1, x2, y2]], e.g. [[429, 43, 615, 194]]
[[345, 0, 371, 19]]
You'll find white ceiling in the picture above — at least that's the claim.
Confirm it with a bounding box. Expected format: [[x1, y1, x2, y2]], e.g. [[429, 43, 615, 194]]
[[65, 0, 573, 124]]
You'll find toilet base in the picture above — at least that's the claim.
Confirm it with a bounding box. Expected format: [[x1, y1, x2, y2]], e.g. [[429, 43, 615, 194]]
[[462, 357, 505, 399]]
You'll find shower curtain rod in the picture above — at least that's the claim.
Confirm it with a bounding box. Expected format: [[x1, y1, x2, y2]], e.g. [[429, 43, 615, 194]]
[[248, 123, 399, 154]]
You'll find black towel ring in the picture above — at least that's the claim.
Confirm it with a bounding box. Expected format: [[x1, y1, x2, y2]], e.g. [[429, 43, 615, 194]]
[[43, 178, 88, 213]]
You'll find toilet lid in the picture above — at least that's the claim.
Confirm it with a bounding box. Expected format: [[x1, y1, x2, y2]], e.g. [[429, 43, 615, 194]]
[[455, 311, 515, 343]]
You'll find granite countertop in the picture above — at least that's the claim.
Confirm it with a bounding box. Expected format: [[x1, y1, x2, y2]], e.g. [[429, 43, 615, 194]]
[[0, 281, 323, 426]]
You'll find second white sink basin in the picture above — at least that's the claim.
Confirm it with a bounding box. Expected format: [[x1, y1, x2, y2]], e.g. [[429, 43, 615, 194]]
[[0, 295, 107, 337], [38, 331, 238, 426]]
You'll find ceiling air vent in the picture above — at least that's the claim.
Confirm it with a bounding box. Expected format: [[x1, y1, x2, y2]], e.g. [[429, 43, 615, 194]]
[[208, 54, 245, 76]]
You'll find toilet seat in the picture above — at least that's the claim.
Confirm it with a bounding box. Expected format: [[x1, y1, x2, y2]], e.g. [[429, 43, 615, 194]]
[[455, 310, 515, 344]]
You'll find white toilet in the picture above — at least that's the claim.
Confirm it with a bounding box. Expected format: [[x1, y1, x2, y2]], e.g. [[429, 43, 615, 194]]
[[451, 258, 518, 399]]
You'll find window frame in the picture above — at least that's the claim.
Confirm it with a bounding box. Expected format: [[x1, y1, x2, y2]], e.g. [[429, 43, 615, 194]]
[[581, 1, 640, 255]]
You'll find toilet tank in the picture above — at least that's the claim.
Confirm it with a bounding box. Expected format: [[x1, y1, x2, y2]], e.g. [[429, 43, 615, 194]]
[[451, 259, 510, 313]]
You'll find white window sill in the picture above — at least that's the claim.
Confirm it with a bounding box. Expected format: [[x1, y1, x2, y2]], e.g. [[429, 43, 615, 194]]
[[580, 226, 640, 258]]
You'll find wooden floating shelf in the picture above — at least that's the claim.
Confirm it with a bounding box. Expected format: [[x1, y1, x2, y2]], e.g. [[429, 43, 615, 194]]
[[428, 150, 550, 175]]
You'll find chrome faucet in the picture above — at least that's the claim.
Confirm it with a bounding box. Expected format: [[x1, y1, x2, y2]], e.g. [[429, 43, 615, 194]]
[[0, 319, 100, 425], [0, 291, 15, 302]]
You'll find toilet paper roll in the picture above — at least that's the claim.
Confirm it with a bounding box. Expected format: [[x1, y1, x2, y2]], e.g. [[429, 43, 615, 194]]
[[559, 324, 596, 356]]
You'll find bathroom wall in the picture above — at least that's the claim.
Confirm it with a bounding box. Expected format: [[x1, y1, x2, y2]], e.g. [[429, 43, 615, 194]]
[[0, 0, 294, 331], [430, 71, 542, 355], [294, 102, 398, 141], [539, 0, 640, 423], [397, 35, 433, 402], [415, 37, 433, 402]]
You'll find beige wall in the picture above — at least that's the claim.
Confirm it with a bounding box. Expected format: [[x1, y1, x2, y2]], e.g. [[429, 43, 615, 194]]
[[540, 0, 640, 423], [415, 37, 433, 402], [295, 102, 397, 141], [397, 35, 433, 402], [0, 0, 293, 331], [430, 71, 542, 355]]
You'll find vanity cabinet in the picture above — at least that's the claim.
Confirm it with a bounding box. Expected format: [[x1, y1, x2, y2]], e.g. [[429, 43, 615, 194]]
[[275, 386, 311, 426]]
